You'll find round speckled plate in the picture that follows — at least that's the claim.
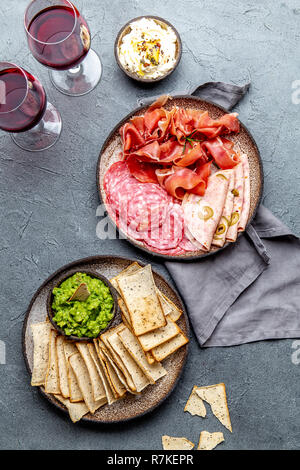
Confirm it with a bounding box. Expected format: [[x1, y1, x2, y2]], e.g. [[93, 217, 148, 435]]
[[22, 255, 189, 424], [97, 96, 264, 260]]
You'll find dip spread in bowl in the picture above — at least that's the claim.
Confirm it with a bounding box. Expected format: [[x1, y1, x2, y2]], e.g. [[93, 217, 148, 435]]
[[49, 272, 115, 339], [116, 16, 181, 81]]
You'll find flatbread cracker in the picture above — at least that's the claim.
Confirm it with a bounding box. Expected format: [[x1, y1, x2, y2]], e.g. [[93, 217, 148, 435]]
[[69, 353, 107, 414], [162, 436, 195, 450], [56, 336, 69, 398], [90, 342, 118, 405], [55, 394, 88, 423], [101, 327, 136, 392], [184, 385, 207, 417], [93, 341, 120, 399], [145, 351, 155, 365], [31, 322, 52, 386], [151, 331, 189, 362], [64, 341, 83, 402], [112, 263, 182, 322], [160, 293, 182, 322], [195, 383, 232, 432], [138, 316, 180, 352], [197, 431, 224, 450], [117, 299, 157, 365], [117, 264, 166, 336], [76, 343, 106, 402], [118, 327, 167, 384], [98, 345, 127, 397], [45, 330, 60, 394], [109, 262, 141, 294], [107, 327, 150, 393]]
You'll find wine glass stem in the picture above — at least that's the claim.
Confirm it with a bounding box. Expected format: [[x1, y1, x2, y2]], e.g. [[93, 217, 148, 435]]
[[67, 64, 82, 77]]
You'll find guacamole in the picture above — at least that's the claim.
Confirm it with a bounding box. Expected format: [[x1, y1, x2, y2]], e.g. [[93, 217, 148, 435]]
[[52, 272, 114, 338]]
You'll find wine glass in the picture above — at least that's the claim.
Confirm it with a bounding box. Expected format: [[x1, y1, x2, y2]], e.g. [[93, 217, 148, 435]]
[[0, 62, 62, 151], [24, 0, 102, 96]]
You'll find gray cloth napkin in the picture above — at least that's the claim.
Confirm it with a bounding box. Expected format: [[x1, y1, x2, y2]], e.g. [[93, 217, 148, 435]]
[[139, 82, 300, 347]]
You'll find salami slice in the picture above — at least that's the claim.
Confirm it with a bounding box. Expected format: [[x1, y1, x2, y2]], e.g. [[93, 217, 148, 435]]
[[127, 185, 171, 232], [143, 204, 184, 251]]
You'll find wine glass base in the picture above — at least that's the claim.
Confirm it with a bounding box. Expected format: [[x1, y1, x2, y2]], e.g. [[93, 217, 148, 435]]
[[11, 102, 62, 152], [49, 49, 102, 96]]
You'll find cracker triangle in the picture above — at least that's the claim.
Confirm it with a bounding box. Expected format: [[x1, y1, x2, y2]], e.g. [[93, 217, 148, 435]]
[[162, 435, 195, 450], [184, 385, 207, 418], [195, 383, 232, 432], [197, 431, 224, 450]]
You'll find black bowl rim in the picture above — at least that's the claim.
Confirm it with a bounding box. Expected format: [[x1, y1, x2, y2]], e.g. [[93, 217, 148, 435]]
[[96, 95, 264, 261], [114, 15, 182, 83], [46, 268, 118, 342]]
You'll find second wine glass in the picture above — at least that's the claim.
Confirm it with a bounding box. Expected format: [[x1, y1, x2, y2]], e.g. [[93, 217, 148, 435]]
[[24, 0, 102, 96]]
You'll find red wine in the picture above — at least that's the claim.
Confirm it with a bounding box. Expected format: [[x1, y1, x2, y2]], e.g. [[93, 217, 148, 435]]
[[0, 68, 46, 132], [27, 4, 90, 70]]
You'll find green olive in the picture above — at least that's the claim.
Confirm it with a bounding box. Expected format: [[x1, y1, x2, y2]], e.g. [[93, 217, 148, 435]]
[[198, 206, 214, 221], [229, 211, 240, 226], [214, 216, 228, 237], [231, 188, 239, 197], [216, 173, 228, 180]]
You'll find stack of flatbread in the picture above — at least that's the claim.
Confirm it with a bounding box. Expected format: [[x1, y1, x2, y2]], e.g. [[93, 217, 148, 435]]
[[30, 263, 188, 423], [110, 262, 188, 364]]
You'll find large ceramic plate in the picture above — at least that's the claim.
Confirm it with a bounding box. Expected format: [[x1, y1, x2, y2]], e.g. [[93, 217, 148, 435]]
[[97, 96, 264, 260], [22, 255, 189, 424]]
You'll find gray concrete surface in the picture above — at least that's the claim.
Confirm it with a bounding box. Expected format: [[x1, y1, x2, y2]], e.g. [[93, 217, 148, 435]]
[[0, 0, 300, 450]]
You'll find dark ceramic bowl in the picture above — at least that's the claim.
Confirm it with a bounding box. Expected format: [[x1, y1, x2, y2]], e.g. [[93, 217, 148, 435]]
[[47, 268, 118, 342], [114, 16, 182, 83]]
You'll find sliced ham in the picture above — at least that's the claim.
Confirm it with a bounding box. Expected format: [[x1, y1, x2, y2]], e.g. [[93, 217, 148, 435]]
[[212, 170, 235, 248], [182, 171, 231, 251], [226, 161, 244, 242], [238, 154, 250, 232]]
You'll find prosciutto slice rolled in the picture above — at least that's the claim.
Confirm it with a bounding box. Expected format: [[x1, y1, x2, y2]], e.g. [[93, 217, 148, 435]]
[[238, 154, 250, 232], [212, 170, 235, 248], [182, 170, 231, 251], [226, 161, 244, 242]]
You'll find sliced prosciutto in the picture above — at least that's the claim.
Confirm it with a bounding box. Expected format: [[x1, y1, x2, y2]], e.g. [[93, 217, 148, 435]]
[[238, 154, 250, 232], [203, 137, 239, 169], [212, 170, 235, 248], [119, 95, 240, 202], [226, 161, 244, 243], [182, 171, 231, 251]]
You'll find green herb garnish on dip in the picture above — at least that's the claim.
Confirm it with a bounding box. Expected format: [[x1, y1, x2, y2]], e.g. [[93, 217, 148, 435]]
[[52, 273, 114, 338]]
